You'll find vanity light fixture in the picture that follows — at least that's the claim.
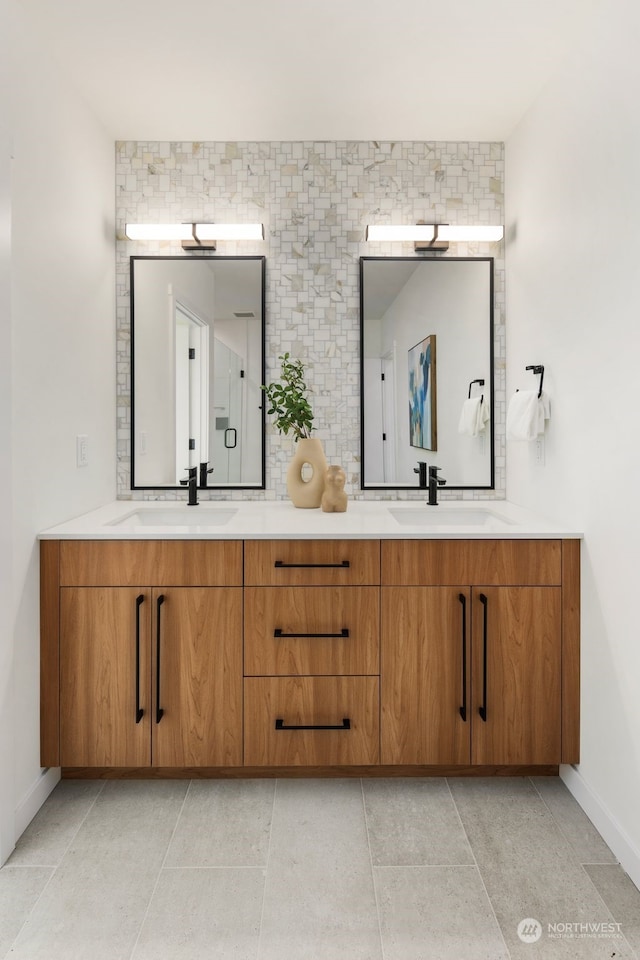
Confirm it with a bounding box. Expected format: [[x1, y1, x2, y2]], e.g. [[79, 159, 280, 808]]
[[436, 225, 504, 242], [124, 222, 264, 251], [365, 224, 436, 243], [124, 223, 194, 241], [365, 223, 503, 252], [194, 223, 264, 241]]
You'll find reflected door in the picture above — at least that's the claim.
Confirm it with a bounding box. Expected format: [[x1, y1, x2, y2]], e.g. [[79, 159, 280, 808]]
[[174, 303, 209, 484], [363, 351, 397, 483], [212, 339, 244, 483]]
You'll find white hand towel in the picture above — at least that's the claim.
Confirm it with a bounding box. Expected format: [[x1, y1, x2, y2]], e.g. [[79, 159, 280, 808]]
[[458, 397, 481, 436], [536, 391, 551, 436], [507, 389, 551, 441], [458, 397, 490, 437], [478, 397, 490, 432]]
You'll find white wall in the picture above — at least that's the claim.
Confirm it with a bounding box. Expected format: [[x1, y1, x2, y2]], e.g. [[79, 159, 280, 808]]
[[0, 0, 15, 864], [3, 1, 116, 858], [506, 0, 640, 886]]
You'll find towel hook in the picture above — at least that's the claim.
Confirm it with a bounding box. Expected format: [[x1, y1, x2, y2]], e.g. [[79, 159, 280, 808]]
[[525, 364, 544, 399], [468, 378, 485, 399]]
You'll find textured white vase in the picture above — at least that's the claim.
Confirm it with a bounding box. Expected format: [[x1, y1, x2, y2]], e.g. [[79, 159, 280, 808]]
[[286, 437, 327, 508]]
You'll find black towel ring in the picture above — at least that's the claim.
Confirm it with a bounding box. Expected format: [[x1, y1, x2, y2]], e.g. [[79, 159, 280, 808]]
[[525, 365, 545, 398], [468, 378, 485, 399]]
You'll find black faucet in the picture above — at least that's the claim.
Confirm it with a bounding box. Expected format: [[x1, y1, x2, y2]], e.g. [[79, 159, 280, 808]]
[[199, 461, 214, 488], [427, 465, 447, 506], [413, 461, 428, 488], [186, 466, 198, 506]]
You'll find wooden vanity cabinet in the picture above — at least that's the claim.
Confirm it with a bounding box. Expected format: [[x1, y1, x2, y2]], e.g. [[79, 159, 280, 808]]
[[381, 540, 577, 767], [46, 541, 243, 769], [41, 535, 579, 775]]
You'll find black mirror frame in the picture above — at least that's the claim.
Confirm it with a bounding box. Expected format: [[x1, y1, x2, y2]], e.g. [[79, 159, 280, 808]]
[[130, 254, 266, 491], [359, 255, 495, 491]]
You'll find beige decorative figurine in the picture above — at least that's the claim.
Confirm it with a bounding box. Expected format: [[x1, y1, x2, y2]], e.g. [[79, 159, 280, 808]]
[[321, 465, 348, 513]]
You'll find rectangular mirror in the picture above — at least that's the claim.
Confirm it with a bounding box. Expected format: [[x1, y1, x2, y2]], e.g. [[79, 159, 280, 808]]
[[360, 257, 494, 490], [131, 256, 265, 489]]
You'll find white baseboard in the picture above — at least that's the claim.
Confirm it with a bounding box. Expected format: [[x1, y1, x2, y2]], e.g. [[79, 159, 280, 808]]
[[561, 764, 640, 890], [14, 767, 60, 841]]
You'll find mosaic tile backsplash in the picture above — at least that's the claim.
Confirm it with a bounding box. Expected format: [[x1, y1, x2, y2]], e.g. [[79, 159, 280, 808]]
[[116, 140, 505, 500]]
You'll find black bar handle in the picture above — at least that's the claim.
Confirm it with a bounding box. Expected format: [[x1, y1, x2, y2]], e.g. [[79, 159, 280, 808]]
[[275, 718, 351, 731], [156, 595, 165, 724], [458, 593, 467, 722], [135, 595, 144, 724], [274, 560, 350, 569], [479, 593, 488, 722], [274, 628, 349, 639]]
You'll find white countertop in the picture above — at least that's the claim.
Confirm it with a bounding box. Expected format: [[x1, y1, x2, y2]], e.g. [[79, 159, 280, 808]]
[[38, 499, 582, 540]]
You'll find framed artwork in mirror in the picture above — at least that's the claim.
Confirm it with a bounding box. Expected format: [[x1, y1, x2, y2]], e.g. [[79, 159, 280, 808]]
[[408, 334, 437, 451]]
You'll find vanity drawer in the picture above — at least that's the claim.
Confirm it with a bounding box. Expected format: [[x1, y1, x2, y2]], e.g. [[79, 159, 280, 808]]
[[382, 540, 562, 586], [244, 587, 379, 676], [244, 540, 381, 586], [59, 540, 243, 587], [244, 676, 380, 766]]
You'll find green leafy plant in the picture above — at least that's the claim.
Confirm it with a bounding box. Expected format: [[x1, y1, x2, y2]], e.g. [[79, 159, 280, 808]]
[[262, 353, 314, 441]]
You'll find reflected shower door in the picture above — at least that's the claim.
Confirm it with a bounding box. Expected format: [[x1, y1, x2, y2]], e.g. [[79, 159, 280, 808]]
[[212, 339, 243, 483]]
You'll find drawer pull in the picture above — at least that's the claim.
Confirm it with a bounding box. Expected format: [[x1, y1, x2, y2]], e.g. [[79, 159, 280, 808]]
[[135, 595, 145, 723], [275, 718, 351, 731], [274, 560, 351, 569], [273, 628, 350, 639]]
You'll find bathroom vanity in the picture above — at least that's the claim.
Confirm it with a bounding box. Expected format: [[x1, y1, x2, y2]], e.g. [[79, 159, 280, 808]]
[[39, 501, 580, 777]]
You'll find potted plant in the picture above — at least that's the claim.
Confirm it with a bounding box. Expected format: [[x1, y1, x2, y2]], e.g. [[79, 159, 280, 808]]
[[262, 352, 314, 440], [262, 353, 326, 507]]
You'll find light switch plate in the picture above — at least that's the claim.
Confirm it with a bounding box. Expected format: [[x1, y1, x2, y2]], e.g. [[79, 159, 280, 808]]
[[76, 434, 89, 468]]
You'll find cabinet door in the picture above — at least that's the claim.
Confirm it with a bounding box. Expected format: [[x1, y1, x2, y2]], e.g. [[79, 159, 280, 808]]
[[471, 587, 561, 765], [60, 588, 151, 767], [151, 588, 242, 767], [381, 587, 471, 765]]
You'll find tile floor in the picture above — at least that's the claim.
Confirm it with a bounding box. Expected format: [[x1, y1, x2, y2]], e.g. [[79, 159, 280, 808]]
[[1, 776, 639, 959]]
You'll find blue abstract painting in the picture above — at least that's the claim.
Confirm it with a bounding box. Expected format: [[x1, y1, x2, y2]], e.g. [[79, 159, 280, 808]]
[[408, 334, 437, 450]]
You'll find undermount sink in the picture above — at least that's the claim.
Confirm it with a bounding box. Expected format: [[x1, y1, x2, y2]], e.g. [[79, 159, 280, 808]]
[[109, 506, 238, 527], [388, 507, 516, 528]]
